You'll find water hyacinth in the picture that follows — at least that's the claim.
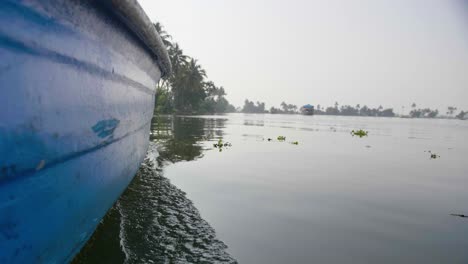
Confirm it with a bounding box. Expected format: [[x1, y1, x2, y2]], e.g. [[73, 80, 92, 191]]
[[425, 150, 440, 159], [351, 129, 368, 138], [213, 139, 232, 152]]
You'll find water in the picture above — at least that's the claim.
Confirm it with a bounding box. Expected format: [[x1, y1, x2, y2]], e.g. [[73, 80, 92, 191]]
[[74, 114, 468, 263]]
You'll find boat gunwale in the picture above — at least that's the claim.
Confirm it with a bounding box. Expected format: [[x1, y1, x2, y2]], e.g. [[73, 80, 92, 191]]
[[98, 0, 171, 78]]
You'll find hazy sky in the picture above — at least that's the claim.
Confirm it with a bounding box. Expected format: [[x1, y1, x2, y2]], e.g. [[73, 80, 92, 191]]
[[139, 0, 468, 112]]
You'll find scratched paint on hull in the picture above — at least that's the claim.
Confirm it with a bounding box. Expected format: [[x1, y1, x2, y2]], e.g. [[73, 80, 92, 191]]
[[92, 119, 120, 139]]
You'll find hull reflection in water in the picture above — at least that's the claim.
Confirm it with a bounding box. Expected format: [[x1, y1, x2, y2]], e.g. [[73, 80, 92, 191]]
[[75, 156, 236, 264], [74, 116, 236, 263]]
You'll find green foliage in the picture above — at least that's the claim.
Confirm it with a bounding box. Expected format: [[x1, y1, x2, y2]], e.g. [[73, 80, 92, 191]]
[[314, 103, 396, 117], [242, 99, 266, 113], [213, 139, 232, 152], [265, 136, 299, 144], [270, 102, 298, 114], [153, 23, 236, 115], [456, 110, 467, 120], [198, 84, 237, 114], [269, 107, 281, 114], [154, 87, 174, 114], [351, 130, 368, 138], [281, 102, 298, 113], [409, 108, 438, 118], [265, 136, 300, 144]]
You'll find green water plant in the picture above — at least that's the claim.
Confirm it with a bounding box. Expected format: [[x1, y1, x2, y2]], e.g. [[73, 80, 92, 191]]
[[425, 150, 440, 159], [351, 129, 368, 138], [213, 139, 231, 152], [213, 139, 222, 147], [277, 136, 286, 141]]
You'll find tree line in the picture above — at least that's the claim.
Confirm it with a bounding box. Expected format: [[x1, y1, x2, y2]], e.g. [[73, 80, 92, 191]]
[[241, 100, 300, 114], [151, 23, 466, 120], [241, 100, 467, 119], [154, 23, 236, 114], [314, 103, 396, 117], [407, 103, 467, 119]]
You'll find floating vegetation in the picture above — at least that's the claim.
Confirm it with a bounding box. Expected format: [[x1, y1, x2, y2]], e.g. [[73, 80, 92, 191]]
[[351, 129, 368, 138], [213, 139, 232, 152], [425, 150, 440, 159], [264, 136, 299, 145]]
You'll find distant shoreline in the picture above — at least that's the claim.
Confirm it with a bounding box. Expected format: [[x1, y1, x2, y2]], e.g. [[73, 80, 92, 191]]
[[154, 112, 467, 121]]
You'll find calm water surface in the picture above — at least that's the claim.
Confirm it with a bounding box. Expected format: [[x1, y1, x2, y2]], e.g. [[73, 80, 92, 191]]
[[76, 114, 468, 264]]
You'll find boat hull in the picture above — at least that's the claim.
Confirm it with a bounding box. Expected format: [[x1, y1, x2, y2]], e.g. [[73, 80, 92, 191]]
[[0, 0, 163, 262]]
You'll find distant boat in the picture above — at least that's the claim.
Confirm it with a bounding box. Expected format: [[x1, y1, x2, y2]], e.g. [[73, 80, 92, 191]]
[[0, 0, 170, 263], [300, 104, 314, 115]]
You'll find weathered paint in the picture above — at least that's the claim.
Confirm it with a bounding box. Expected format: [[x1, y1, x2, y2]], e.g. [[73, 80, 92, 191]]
[[92, 119, 120, 139], [0, 0, 162, 262]]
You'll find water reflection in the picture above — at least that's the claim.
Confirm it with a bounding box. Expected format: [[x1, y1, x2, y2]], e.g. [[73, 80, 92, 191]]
[[151, 116, 226, 163], [73, 116, 235, 263], [243, 119, 264, 127]]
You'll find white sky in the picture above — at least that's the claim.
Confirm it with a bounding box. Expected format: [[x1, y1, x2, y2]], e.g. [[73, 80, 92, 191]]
[[139, 0, 468, 113]]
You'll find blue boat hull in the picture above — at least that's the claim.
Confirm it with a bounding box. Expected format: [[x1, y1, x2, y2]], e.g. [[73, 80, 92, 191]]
[[0, 1, 163, 262]]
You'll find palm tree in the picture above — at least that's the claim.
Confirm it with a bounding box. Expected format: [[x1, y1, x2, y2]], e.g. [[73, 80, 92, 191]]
[[166, 43, 189, 98], [281, 101, 287, 112], [169, 43, 188, 77], [204, 81, 217, 97], [217, 86, 226, 97], [184, 59, 206, 91], [174, 59, 206, 112], [153, 22, 172, 49], [152, 22, 235, 114]]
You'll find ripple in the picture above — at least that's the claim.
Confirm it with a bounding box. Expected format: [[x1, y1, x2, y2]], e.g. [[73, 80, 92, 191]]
[[74, 156, 236, 264]]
